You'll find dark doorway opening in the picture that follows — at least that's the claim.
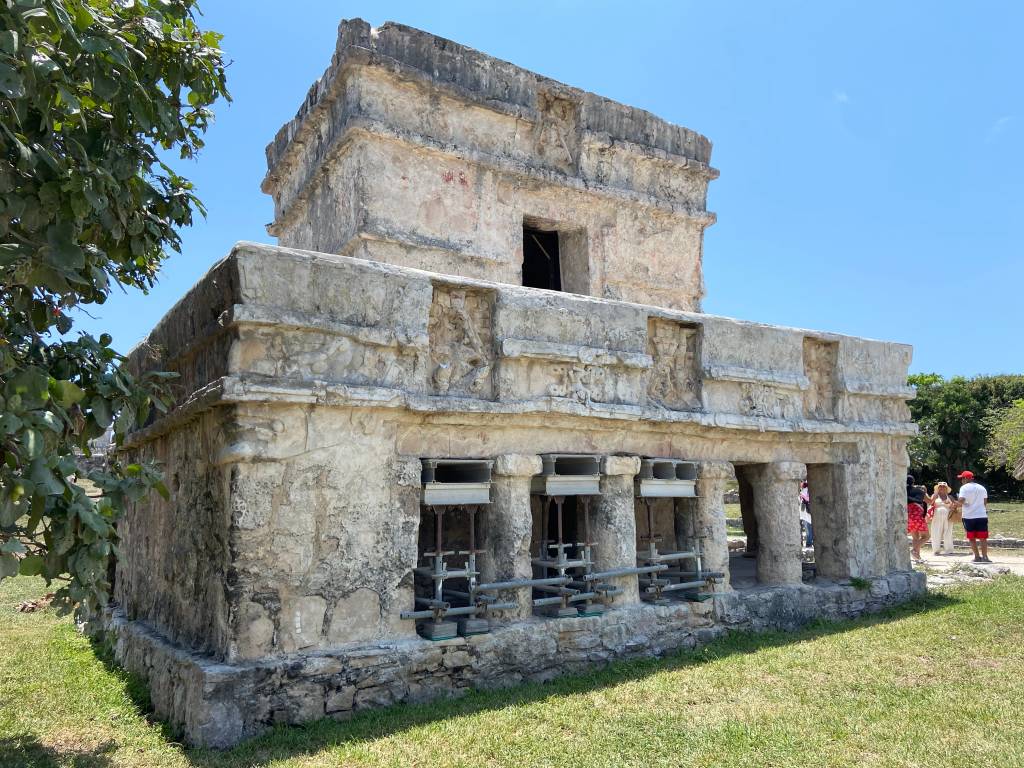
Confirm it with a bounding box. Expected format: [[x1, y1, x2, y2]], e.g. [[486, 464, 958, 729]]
[[522, 226, 561, 291]]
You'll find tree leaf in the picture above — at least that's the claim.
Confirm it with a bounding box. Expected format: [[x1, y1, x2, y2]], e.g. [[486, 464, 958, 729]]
[[8, 367, 50, 406], [19, 555, 45, 576], [0, 554, 19, 580], [45, 222, 85, 271], [50, 379, 86, 408], [0, 413, 22, 435], [0, 30, 17, 54], [0, 62, 25, 99], [28, 459, 65, 496], [90, 397, 113, 428], [154, 480, 170, 501], [1, 539, 26, 554]]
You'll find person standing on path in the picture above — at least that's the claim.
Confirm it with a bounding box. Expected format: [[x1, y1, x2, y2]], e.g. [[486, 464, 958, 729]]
[[927, 481, 955, 555], [955, 470, 990, 563], [799, 480, 813, 548], [906, 475, 929, 563]]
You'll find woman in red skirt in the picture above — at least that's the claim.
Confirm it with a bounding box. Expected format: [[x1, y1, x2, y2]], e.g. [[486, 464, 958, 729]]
[[906, 474, 929, 562]]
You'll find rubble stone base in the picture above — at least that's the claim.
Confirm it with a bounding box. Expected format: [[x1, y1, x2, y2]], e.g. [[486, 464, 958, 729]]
[[90, 571, 925, 748]]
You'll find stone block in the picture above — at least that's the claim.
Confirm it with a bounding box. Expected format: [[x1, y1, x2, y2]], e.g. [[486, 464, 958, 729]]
[[325, 686, 355, 713], [327, 589, 382, 645], [494, 453, 543, 477], [301, 655, 345, 677], [355, 685, 400, 710], [234, 601, 275, 660], [602, 455, 641, 477], [278, 595, 327, 652], [442, 650, 472, 669], [286, 681, 326, 722]]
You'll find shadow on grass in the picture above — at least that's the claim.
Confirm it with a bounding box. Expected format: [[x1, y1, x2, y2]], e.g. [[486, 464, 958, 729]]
[[85, 632, 185, 749], [0, 734, 116, 768], [169, 589, 962, 767]]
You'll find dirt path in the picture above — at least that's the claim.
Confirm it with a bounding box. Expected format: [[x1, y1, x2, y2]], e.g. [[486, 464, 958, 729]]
[[915, 546, 1024, 587]]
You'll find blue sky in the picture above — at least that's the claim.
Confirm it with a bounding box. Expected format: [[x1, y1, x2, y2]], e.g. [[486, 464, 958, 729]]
[[77, 1, 1023, 377]]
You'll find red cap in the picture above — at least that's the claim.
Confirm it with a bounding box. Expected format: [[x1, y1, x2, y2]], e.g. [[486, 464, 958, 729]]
[[957, 470, 974, 480]]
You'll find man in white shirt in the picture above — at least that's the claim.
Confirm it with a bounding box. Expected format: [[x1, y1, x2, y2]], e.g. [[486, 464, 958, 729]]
[[955, 470, 990, 563]]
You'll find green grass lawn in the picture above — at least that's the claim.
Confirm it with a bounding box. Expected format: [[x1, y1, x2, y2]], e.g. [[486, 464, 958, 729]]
[[3, 575, 1024, 768], [725, 502, 744, 536], [989, 501, 1024, 538]]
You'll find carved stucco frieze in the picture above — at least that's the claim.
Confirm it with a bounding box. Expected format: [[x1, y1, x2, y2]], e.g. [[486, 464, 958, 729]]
[[546, 363, 605, 407], [803, 338, 838, 420], [646, 318, 702, 411], [739, 382, 801, 421], [427, 286, 495, 398], [533, 88, 581, 174]]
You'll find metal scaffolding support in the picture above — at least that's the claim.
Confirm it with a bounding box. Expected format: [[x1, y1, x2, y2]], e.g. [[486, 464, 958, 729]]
[[403, 455, 724, 638], [636, 496, 721, 602], [402, 504, 516, 640]]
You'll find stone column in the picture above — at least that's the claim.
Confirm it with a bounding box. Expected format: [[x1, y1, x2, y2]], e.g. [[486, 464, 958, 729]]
[[691, 461, 734, 591], [592, 455, 641, 606], [481, 453, 541, 619], [887, 437, 913, 574], [806, 463, 852, 580], [750, 461, 805, 586]]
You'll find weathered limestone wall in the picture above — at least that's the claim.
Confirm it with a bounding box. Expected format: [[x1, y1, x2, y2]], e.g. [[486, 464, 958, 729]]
[[115, 410, 233, 656], [115, 409, 911, 664], [222, 406, 421, 662], [115, 242, 917, 663], [261, 20, 716, 311], [94, 570, 926, 747], [128, 241, 912, 433]]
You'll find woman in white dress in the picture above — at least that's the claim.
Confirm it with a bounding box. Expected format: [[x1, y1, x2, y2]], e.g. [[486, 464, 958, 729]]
[[927, 481, 956, 555]]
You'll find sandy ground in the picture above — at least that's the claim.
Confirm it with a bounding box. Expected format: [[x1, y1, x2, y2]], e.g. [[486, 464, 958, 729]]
[[726, 538, 1024, 589], [915, 545, 1024, 587]]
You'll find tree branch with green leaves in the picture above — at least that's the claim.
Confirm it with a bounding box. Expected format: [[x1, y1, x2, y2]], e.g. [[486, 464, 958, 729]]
[[0, 0, 228, 610]]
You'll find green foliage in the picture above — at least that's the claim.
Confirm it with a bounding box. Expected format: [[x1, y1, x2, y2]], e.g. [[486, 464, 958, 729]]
[[908, 373, 1024, 496], [0, 0, 228, 610], [985, 400, 1024, 481]]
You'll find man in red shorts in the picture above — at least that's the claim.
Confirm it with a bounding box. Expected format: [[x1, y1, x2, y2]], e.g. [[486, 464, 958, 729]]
[[955, 470, 990, 563]]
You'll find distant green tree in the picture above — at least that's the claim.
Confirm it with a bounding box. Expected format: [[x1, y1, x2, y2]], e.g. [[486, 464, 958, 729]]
[[908, 373, 1024, 496], [985, 400, 1024, 480], [0, 0, 228, 610]]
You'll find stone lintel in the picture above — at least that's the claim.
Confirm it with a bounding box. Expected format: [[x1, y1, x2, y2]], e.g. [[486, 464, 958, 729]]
[[764, 461, 808, 482], [500, 338, 652, 369], [602, 455, 641, 477], [703, 364, 810, 391], [697, 460, 735, 481], [493, 453, 543, 478]]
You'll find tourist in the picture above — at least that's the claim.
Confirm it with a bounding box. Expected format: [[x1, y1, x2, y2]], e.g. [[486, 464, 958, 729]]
[[927, 481, 956, 555], [955, 470, 990, 563], [906, 475, 928, 562], [799, 480, 813, 548]]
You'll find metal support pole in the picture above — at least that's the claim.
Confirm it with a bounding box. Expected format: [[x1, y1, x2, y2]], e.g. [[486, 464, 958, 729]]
[[433, 508, 445, 607]]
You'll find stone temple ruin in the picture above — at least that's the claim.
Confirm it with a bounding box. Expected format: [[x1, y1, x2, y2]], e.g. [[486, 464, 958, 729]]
[[97, 19, 925, 746]]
